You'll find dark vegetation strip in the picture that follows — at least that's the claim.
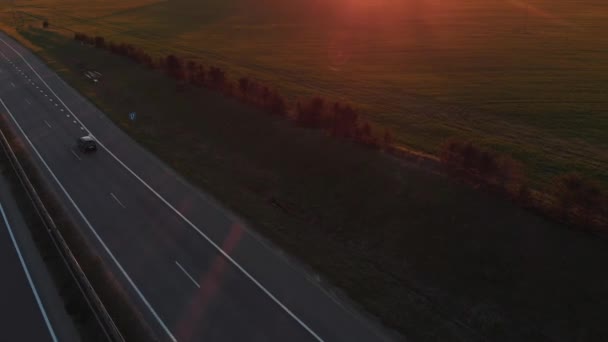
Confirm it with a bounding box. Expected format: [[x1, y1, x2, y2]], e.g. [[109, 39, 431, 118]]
[[0, 116, 159, 342], [72, 31, 608, 233]]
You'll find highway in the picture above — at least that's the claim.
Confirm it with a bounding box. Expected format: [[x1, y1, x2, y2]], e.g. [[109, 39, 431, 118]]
[[0, 32, 396, 342]]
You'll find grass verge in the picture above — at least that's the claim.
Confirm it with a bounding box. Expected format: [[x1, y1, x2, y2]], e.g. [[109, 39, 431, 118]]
[[5, 27, 608, 341]]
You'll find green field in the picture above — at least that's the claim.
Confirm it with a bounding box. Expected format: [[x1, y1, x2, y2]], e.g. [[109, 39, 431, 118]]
[[4, 0, 608, 186]]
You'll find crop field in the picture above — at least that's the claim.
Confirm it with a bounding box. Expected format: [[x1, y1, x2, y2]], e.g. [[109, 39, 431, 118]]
[[3, 0, 608, 185], [2, 2, 608, 339]]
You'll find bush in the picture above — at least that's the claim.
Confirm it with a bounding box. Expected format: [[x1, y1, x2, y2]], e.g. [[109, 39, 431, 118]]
[[515, 183, 534, 207], [383, 129, 395, 150], [107, 41, 118, 54], [440, 139, 524, 190], [192, 65, 206, 87], [296, 96, 325, 128], [165, 54, 184, 80], [222, 80, 235, 97], [116, 43, 129, 56], [208, 66, 226, 89], [186, 61, 198, 84], [94, 36, 105, 49], [74, 32, 86, 42], [267, 91, 287, 116], [551, 173, 607, 226], [141, 52, 155, 69], [329, 102, 358, 139], [354, 121, 380, 148], [238, 77, 250, 98]]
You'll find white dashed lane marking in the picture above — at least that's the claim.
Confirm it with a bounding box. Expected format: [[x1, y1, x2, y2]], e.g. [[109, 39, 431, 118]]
[[70, 150, 82, 161], [110, 193, 127, 209], [175, 261, 200, 289]]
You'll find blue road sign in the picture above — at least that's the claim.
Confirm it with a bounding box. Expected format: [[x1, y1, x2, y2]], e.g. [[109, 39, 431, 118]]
[[129, 112, 136, 121]]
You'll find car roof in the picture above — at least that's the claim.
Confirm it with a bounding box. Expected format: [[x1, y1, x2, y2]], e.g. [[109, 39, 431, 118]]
[[79, 136, 94, 142]]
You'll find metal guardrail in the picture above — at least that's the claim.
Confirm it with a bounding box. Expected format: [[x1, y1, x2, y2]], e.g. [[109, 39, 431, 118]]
[[0, 126, 125, 342]]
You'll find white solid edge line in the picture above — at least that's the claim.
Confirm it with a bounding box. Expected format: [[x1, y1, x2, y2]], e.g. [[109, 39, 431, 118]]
[[174, 261, 200, 289], [0, 36, 325, 342], [0, 98, 178, 342], [0, 202, 59, 342]]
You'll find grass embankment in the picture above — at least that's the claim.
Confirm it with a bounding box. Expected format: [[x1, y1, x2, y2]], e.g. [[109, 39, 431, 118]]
[[3, 0, 608, 187], [10, 27, 608, 341], [0, 116, 158, 340]]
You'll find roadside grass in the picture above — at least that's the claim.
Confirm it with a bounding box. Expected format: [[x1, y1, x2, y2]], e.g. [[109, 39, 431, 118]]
[[13, 27, 608, 341], [3, 0, 608, 187]]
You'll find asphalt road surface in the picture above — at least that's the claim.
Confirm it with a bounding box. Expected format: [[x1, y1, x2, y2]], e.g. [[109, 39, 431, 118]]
[[0, 32, 397, 342]]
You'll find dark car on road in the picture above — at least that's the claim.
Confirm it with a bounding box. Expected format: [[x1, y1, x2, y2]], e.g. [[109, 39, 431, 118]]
[[77, 135, 97, 153]]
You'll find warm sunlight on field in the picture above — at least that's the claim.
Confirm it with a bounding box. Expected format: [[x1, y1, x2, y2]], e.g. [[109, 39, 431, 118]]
[[1, 1, 608, 342], [310, 0, 447, 26], [4, 0, 608, 187]]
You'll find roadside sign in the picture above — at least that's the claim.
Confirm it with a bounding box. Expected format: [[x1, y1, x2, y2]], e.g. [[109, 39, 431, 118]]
[[129, 112, 136, 121]]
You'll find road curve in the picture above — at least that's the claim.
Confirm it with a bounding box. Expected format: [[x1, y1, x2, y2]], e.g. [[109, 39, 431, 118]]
[[0, 32, 397, 342]]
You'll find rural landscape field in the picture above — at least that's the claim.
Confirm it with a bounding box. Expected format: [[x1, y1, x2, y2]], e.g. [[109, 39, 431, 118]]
[[4, 0, 608, 186], [1, 1, 608, 341]]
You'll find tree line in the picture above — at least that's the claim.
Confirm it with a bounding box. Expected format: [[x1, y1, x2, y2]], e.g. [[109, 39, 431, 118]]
[[440, 140, 608, 231], [73, 32, 392, 150], [73, 32, 606, 233]]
